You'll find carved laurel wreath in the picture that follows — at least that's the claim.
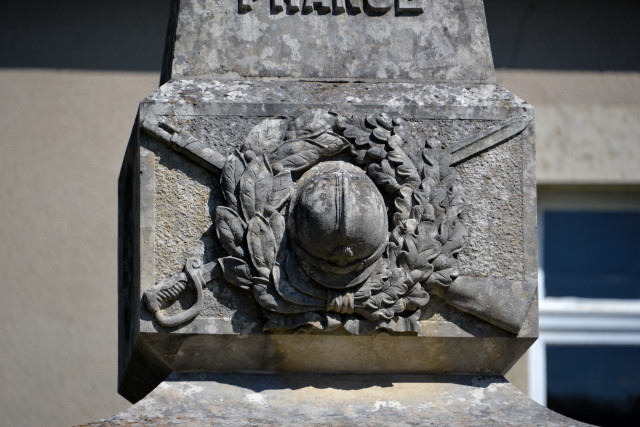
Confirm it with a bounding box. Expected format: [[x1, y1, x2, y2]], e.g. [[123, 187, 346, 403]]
[[146, 110, 466, 335]]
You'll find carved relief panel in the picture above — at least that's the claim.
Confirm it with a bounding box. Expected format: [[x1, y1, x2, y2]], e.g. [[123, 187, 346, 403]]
[[134, 81, 536, 337]]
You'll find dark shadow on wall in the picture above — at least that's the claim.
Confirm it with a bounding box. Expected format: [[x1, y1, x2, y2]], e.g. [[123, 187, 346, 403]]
[[1, 0, 639, 72], [0, 0, 171, 71], [484, 0, 640, 71]]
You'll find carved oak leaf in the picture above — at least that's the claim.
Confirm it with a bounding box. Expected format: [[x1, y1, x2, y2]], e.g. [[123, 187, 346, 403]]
[[239, 154, 273, 220], [403, 284, 430, 311], [354, 266, 391, 319], [426, 250, 460, 288], [218, 256, 252, 290], [377, 300, 407, 320], [366, 146, 387, 162], [375, 311, 423, 334], [366, 113, 393, 131], [392, 118, 424, 169], [411, 190, 435, 222], [438, 152, 454, 182], [371, 127, 391, 143], [342, 118, 372, 164], [215, 206, 247, 258], [438, 210, 466, 254], [426, 264, 458, 287], [392, 185, 413, 227], [247, 213, 277, 278], [398, 222, 440, 284], [422, 138, 445, 180], [363, 269, 409, 319], [387, 135, 421, 187], [394, 219, 440, 284], [428, 185, 447, 222], [220, 150, 246, 211], [342, 117, 369, 145], [411, 222, 441, 254], [367, 160, 401, 193]]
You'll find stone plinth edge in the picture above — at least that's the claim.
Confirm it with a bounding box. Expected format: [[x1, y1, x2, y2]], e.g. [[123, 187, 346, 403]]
[[89, 373, 588, 426]]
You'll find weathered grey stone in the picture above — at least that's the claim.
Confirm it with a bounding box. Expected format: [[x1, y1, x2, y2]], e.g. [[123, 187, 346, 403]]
[[115, 1, 550, 423], [118, 78, 537, 402], [163, 0, 495, 83], [93, 373, 588, 426]]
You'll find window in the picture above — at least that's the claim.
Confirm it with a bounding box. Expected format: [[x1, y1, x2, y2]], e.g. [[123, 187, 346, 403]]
[[531, 188, 640, 425]]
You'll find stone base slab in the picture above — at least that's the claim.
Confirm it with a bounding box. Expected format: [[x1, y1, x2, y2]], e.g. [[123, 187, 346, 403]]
[[90, 373, 586, 426]]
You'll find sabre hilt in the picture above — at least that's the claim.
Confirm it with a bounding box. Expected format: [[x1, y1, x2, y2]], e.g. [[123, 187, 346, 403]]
[[143, 258, 221, 328]]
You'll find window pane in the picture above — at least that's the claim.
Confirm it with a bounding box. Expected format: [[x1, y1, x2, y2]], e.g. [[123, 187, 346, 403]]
[[544, 211, 640, 299], [547, 345, 640, 426]]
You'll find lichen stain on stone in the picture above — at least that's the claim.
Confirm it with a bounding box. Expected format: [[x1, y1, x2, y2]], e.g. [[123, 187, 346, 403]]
[[373, 400, 406, 412], [244, 393, 268, 407]]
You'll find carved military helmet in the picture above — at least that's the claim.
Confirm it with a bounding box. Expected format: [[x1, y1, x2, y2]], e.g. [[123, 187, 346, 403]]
[[288, 161, 388, 289]]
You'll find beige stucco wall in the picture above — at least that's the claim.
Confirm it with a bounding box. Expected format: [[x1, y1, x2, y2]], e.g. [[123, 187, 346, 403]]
[[0, 69, 158, 426], [0, 68, 638, 425], [497, 70, 640, 184]]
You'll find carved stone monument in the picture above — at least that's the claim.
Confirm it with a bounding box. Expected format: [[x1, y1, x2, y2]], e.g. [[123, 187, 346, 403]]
[[105, 0, 583, 424]]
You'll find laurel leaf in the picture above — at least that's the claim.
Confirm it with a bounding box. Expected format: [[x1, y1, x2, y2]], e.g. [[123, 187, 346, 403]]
[[220, 150, 246, 211], [268, 170, 293, 209], [239, 154, 273, 220], [243, 118, 287, 155], [269, 139, 324, 171], [264, 206, 287, 261], [247, 213, 276, 277], [215, 206, 247, 258], [218, 256, 252, 290], [278, 144, 325, 171]]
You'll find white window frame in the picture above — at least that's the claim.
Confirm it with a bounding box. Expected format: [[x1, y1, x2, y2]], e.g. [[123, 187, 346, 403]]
[[530, 189, 640, 406]]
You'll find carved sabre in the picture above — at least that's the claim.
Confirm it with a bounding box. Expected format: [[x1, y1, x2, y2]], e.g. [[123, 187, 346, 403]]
[[144, 258, 221, 328]]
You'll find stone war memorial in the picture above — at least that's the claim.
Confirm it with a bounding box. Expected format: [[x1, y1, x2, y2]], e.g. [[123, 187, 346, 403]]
[[99, 0, 584, 425]]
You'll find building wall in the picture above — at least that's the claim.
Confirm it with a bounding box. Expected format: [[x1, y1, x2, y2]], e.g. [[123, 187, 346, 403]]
[[0, 69, 158, 426], [0, 1, 638, 425], [497, 71, 640, 184]]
